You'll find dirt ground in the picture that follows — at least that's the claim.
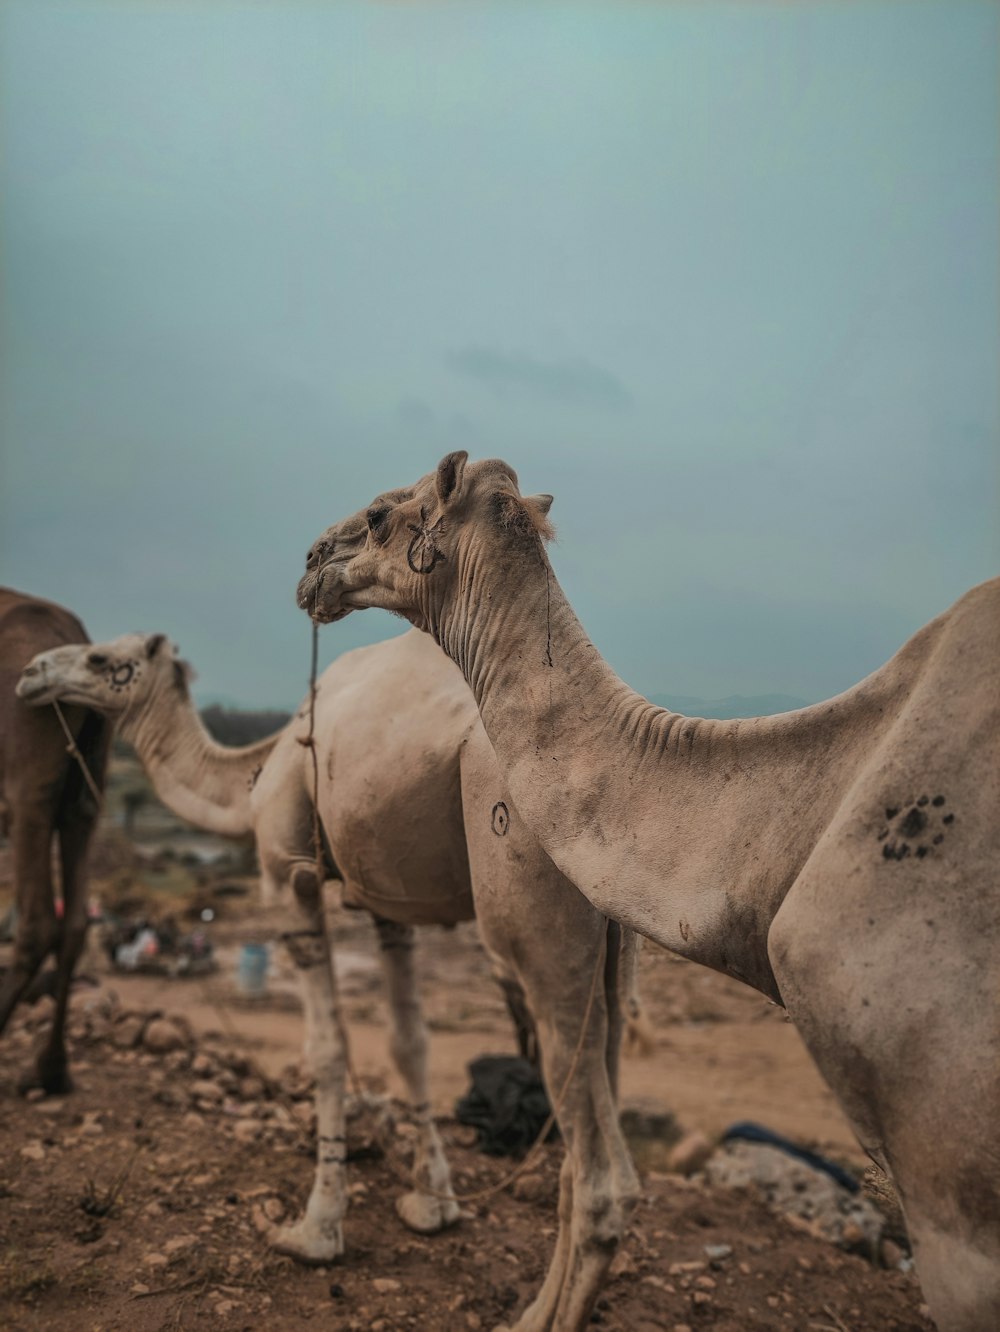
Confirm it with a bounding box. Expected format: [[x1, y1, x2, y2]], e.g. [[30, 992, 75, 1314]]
[[0, 879, 934, 1332]]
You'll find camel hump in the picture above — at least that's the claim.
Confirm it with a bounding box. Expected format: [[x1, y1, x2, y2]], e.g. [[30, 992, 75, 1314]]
[[0, 586, 90, 652]]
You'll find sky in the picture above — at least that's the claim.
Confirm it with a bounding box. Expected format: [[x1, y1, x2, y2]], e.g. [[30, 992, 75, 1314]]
[[2, 1, 997, 709]]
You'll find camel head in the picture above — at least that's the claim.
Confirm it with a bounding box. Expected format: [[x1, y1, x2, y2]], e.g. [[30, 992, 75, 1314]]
[[297, 452, 554, 630], [16, 632, 192, 716]]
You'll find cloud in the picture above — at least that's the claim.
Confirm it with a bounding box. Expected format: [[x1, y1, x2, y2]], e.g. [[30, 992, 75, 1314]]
[[449, 346, 632, 411]]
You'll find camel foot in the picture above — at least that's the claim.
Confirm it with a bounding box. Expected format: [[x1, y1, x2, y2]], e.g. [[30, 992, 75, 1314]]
[[23, 1056, 73, 1097], [395, 1188, 460, 1234], [267, 1218, 344, 1266]]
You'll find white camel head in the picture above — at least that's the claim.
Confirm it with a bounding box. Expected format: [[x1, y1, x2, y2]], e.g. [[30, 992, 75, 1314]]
[[16, 632, 192, 716], [297, 452, 554, 630]]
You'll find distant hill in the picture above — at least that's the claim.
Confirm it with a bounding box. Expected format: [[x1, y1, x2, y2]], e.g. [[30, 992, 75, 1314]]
[[647, 693, 810, 720]]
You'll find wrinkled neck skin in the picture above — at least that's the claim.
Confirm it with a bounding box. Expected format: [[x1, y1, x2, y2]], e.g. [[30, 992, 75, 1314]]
[[416, 528, 922, 1002], [118, 684, 281, 837]]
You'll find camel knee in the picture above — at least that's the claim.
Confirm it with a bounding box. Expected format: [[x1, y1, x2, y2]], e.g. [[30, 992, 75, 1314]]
[[15, 915, 59, 967]]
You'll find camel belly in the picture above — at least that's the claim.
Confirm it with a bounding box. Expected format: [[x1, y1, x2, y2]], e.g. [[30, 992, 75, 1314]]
[[339, 875, 475, 927]]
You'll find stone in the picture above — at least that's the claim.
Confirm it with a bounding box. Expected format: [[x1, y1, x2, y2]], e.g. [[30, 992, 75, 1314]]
[[880, 1238, 907, 1269], [191, 1052, 217, 1077], [20, 1141, 45, 1161], [511, 1172, 551, 1204], [233, 1118, 264, 1144], [239, 1075, 266, 1100], [667, 1130, 714, 1175], [373, 1277, 401, 1294], [143, 1253, 169, 1269], [144, 1019, 187, 1054], [130, 1283, 151, 1295], [164, 1234, 198, 1255], [112, 1015, 146, 1049], [190, 1078, 223, 1104]]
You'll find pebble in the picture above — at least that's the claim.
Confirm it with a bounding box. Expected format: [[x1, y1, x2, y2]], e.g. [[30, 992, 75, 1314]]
[[130, 1283, 151, 1295], [144, 1018, 187, 1054], [191, 1052, 216, 1077], [511, 1171, 550, 1204], [191, 1078, 223, 1104], [164, 1234, 198, 1255], [112, 1015, 146, 1049], [20, 1142, 45, 1161], [373, 1277, 401, 1294], [143, 1252, 169, 1269], [667, 1130, 714, 1175], [233, 1118, 264, 1143]]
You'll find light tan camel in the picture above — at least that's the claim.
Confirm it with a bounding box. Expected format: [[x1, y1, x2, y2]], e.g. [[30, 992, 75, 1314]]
[[0, 588, 112, 1093], [298, 451, 1000, 1332], [18, 626, 641, 1331]]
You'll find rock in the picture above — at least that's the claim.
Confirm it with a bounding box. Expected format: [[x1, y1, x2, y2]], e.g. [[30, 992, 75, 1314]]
[[668, 1261, 706, 1277], [190, 1078, 223, 1104], [239, 1076, 266, 1100], [144, 1019, 187, 1054], [164, 1234, 198, 1255], [233, 1118, 264, 1144], [112, 1015, 146, 1049], [706, 1141, 884, 1256], [512, 1172, 551, 1204], [667, 1130, 714, 1176], [191, 1052, 217, 1078], [20, 1141, 45, 1161], [24, 1087, 46, 1104], [620, 1098, 682, 1145], [143, 1253, 169, 1269], [880, 1237, 907, 1269], [372, 1277, 401, 1295], [262, 1197, 284, 1223], [704, 1243, 732, 1265], [609, 1247, 637, 1278], [292, 1101, 316, 1128], [131, 1282, 151, 1295]]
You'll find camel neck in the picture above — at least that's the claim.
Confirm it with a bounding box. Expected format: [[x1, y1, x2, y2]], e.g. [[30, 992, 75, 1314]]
[[424, 527, 913, 1000], [120, 684, 280, 837]]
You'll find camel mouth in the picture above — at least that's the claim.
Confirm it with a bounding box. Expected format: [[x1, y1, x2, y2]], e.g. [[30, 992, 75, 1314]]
[[296, 562, 354, 625], [15, 672, 56, 705]]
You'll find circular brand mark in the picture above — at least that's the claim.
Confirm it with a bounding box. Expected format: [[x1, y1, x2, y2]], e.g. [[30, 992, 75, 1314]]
[[491, 802, 510, 837]]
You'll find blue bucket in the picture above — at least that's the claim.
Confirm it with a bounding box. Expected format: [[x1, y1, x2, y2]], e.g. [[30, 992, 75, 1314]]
[[237, 942, 269, 995]]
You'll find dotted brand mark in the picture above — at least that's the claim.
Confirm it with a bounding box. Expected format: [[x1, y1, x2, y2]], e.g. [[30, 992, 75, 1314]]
[[877, 794, 953, 863], [491, 802, 510, 837], [109, 661, 138, 692]]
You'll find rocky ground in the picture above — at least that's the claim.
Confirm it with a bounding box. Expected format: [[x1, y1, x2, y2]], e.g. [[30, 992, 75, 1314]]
[[0, 922, 934, 1332]]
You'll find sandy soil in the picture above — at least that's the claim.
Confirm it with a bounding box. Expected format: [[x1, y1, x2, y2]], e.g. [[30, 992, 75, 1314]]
[[0, 889, 933, 1331]]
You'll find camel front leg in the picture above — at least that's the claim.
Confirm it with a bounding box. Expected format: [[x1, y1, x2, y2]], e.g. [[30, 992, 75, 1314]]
[[33, 807, 97, 1093], [0, 808, 58, 1044], [269, 862, 349, 1264], [374, 916, 460, 1234]]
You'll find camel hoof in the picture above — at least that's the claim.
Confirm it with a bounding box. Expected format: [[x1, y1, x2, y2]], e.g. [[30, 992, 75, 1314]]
[[24, 1058, 73, 1097], [395, 1189, 460, 1234], [267, 1220, 344, 1266]]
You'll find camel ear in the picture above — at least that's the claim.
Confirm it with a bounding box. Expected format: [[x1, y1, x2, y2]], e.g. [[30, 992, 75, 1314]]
[[436, 451, 468, 505], [526, 493, 554, 516], [145, 633, 167, 659]]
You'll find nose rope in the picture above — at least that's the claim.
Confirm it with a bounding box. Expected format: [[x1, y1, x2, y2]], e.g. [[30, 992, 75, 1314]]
[[52, 700, 104, 805]]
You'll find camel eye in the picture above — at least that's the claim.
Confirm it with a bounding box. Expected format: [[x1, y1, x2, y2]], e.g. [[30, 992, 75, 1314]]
[[87, 652, 109, 670], [367, 506, 390, 536]]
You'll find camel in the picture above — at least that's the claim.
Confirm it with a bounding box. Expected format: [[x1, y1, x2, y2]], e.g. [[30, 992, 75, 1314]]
[[297, 451, 1000, 1332], [18, 626, 641, 1331], [0, 588, 112, 1093]]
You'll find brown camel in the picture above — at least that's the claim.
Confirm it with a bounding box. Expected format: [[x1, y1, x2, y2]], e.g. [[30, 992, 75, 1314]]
[[298, 452, 1000, 1332], [0, 588, 111, 1093], [18, 627, 641, 1330]]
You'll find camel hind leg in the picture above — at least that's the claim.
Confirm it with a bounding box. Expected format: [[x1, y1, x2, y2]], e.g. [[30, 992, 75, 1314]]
[[374, 916, 460, 1234], [770, 846, 1000, 1332]]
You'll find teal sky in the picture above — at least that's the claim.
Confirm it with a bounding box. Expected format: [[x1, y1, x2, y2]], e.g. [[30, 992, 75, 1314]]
[[2, 1, 997, 708]]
